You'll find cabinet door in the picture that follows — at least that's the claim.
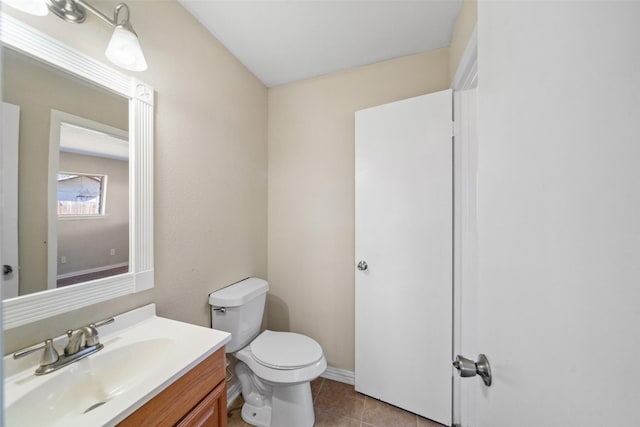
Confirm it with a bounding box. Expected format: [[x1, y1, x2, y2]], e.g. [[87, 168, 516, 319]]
[[176, 382, 225, 427], [118, 349, 226, 427]]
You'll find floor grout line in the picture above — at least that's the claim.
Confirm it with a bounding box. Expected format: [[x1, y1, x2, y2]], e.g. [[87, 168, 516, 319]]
[[360, 394, 367, 422], [313, 377, 325, 403]]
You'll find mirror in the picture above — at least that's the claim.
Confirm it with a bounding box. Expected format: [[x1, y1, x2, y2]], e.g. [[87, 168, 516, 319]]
[[2, 48, 130, 298], [1, 13, 154, 329]]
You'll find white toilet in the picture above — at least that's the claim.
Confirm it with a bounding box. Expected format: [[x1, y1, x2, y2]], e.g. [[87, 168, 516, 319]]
[[209, 277, 327, 427]]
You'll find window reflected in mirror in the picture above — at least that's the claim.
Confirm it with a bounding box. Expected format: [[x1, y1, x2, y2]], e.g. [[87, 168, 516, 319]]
[[57, 173, 107, 216]]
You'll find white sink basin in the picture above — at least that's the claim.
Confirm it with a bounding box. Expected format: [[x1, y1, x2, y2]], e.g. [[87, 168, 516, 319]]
[[4, 304, 230, 427], [6, 339, 175, 426]]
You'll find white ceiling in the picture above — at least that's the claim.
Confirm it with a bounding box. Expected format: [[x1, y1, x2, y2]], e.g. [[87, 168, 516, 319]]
[[60, 123, 129, 161], [178, 0, 463, 87]]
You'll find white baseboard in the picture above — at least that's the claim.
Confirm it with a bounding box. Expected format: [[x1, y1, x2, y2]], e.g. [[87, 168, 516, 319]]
[[57, 262, 128, 279], [321, 366, 355, 385], [226, 380, 242, 408]]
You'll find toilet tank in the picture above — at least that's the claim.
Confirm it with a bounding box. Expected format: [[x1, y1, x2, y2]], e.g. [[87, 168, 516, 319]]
[[209, 277, 269, 353]]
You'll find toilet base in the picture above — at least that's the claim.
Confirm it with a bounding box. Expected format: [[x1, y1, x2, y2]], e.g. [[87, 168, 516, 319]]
[[241, 402, 271, 427], [269, 382, 315, 427], [237, 361, 316, 427]]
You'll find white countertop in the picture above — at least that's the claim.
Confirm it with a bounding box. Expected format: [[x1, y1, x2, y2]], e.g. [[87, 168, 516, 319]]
[[3, 304, 231, 427]]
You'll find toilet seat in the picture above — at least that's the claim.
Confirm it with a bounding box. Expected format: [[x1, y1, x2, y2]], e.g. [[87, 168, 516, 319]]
[[250, 330, 323, 370], [235, 330, 327, 385]]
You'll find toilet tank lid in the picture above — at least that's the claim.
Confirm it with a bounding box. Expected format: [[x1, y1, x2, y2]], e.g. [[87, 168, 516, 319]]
[[209, 278, 269, 307]]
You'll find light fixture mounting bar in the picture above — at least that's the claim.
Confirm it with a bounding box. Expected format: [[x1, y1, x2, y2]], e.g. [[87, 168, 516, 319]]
[[47, 0, 132, 28], [74, 0, 119, 27]]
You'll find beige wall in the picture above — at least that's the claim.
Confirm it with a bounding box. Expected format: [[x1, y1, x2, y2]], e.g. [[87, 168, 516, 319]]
[[267, 50, 449, 371], [58, 153, 129, 275], [2, 49, 128, 296], [4, 1, 463, 365], [4, 0, 267, 353], [449, 0, 477, 83]]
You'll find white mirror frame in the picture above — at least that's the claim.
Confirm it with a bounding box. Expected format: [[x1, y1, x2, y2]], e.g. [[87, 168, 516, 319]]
[[1, 13, 154, 329]]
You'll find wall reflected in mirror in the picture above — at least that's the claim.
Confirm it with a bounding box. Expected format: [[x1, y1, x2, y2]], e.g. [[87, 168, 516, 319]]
[[1, 46, 129, 299]]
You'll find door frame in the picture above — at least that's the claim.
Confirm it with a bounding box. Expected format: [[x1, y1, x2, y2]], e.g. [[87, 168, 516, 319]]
[[451, 26, 478, 427], [1, 102, 21, 299], [47, 110, 129, 290]]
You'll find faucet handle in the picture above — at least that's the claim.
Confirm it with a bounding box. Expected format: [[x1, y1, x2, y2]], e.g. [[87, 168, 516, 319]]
[[83, 325, 100, 346], [40, 339, 60, 365], [13, 339, 59, 366], [91, 317, 115, 328], [85, 317, 114, 347]]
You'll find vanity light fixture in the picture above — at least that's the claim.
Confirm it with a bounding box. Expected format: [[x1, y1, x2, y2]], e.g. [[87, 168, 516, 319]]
[[3, 0, 148, 71]]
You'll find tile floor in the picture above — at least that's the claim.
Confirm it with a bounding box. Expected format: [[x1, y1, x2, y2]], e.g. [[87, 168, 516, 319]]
[[227, 377, 444, 427]]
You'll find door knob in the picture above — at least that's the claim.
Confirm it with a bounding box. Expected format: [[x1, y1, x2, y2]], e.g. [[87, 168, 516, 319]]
[[453, 354, 492, 386], [3, 265, 13, 276], [357, 261, 368, 271]]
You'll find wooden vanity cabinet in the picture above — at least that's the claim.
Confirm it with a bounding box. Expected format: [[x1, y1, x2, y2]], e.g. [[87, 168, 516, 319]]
[[118, 346, 227, 427]]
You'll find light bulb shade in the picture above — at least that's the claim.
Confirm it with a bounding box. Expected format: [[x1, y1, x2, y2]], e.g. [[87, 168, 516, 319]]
[[2, 0, 48, 16], [105, 26, 147, 72]]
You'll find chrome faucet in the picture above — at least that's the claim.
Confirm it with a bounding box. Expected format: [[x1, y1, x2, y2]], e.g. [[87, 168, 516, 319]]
[[13, 318, 114, 375]]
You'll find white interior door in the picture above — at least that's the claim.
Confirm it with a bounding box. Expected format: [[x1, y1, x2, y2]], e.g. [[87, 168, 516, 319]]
[[1, 102, 20, 299], [466, 2, 640, 426], [355, 90, 452, 425]]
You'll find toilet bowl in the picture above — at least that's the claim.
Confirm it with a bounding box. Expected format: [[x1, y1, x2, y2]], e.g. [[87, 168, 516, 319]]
[[209, 278, 327, 427]]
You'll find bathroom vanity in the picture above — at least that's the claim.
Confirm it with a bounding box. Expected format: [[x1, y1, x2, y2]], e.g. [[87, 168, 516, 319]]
[[4, 304, 231, 427], [119, 347, 227, 426]]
